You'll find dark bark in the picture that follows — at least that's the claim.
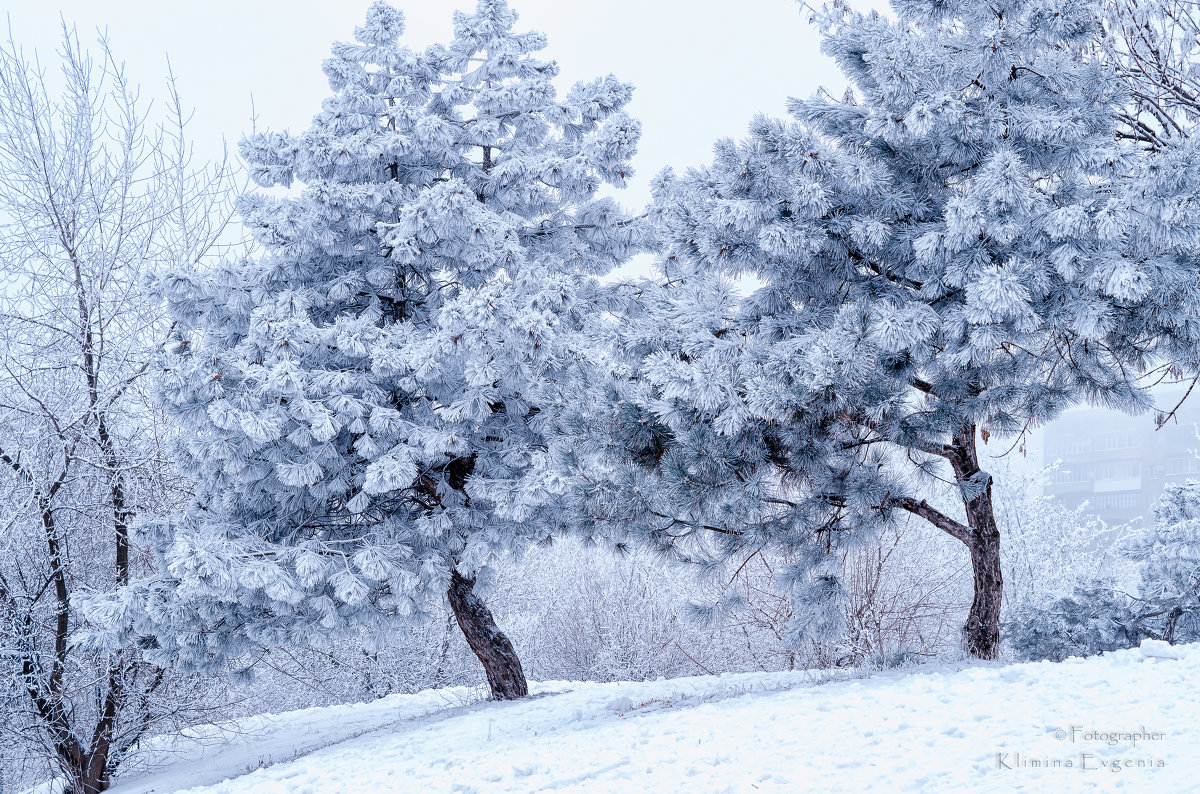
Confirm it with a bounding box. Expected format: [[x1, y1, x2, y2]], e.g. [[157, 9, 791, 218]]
[[891, 423, 1003, 660], [1163, 606, 1185, 644], [961, 495, 1003, 660], [446, 569, 528, 700], [72, 757, 112, 794], [96, 415, 130, 588], [950, 424, 1003, 660], [2, 399, 134, 794], [415, 453, 529, 698]]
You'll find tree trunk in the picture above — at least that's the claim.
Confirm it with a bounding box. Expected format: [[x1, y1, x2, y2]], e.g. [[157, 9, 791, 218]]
[[55, 745, 110, 794], [73, 758, 111, 794], [954, 425, 1003, 660], [961, 500, 1003, 660], [446, 569, 528, 700]]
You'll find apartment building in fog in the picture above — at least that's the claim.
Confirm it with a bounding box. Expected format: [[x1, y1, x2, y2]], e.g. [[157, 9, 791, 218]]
[[1043, 390, 1200, 526]]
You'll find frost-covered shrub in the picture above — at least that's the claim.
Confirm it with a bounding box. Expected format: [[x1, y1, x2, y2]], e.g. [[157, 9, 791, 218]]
[[1006, 583, 1142, 662], [994, 462, 1133, 620], [222, 613, 483, 712], [718, 521, 971, 670], [1007, 479, 1200, 661], [1125, 479, 1200, 641], [494, 542, 727, 682], [495, 522, 969, 677], [835, 523, 969, 667]]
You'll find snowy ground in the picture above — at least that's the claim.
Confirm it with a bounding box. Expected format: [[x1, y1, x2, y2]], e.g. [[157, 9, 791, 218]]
[[98, 640, 1198, 794]]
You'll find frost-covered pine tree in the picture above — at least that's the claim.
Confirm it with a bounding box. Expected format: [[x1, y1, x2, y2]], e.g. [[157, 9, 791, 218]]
[[565, 0, 1153, 660], [86, 0, 640, 700]]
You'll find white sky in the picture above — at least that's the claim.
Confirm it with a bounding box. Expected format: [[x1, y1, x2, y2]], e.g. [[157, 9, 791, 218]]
[[4, 0, 875, 211]]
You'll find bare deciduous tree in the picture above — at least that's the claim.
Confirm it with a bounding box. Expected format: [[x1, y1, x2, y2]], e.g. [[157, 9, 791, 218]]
[[0, 24, 237, 793], [1101, 0, 1200, 146]]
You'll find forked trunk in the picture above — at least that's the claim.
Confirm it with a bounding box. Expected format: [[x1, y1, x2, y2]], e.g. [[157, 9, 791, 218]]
[[447, 568, 528, 700]]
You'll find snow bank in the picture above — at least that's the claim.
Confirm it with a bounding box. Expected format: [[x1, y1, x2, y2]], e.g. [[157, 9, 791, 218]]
[[108, 640, 1200, 793]]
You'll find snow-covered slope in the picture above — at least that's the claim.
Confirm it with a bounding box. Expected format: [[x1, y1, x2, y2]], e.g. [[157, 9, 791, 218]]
[[106, 640, 1198, 794]]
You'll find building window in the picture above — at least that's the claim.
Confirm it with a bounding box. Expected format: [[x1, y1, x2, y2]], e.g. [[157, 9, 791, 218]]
[[1165, 458, 1199, 476], [1094, 492, 1139, 510], [1052, 467, 1090, 484], [1092, 461, 1140, 479], [1048, 437, 1095, 456]]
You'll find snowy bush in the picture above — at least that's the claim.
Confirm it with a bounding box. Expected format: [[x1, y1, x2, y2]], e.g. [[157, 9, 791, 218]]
[[1007, 479, 1200, 661], [220, 613, 481, 713], [496, 526, 973, 680], [493, 542, 716, 682], [993, 462, 1133, 620], [707, 522, 970, 671], [1005, 583, 1142, 662]]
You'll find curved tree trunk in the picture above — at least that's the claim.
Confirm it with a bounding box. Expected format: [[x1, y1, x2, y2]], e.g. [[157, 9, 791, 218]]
[[955, 425, 1003, 660], [447, 569, 528, 700]]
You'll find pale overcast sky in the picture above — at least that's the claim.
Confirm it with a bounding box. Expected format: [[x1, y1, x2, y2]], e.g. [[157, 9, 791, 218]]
[[4, 0, 874, 210]]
